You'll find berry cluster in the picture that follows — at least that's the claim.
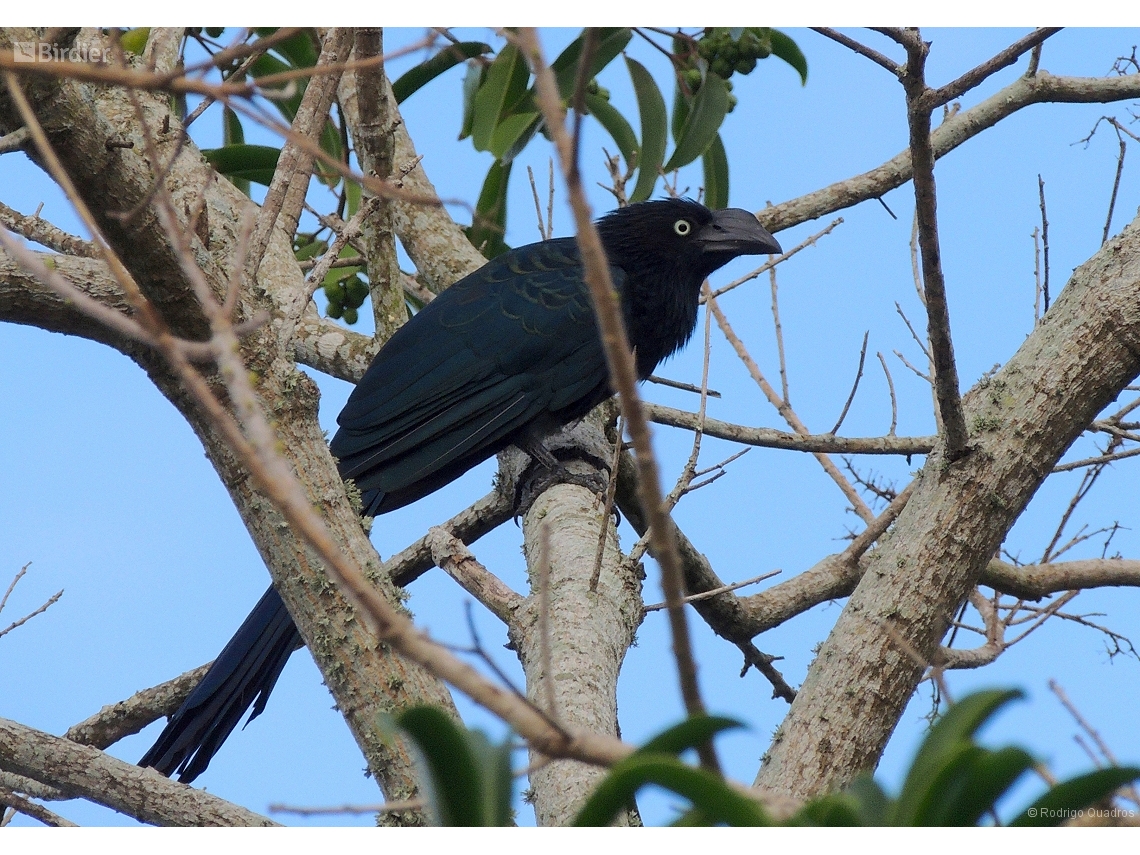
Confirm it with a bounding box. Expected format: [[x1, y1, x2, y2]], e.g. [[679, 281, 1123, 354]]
[[678, 27, 774, 112], [324, 276, 369, 325], [295, 233, 370, 326]]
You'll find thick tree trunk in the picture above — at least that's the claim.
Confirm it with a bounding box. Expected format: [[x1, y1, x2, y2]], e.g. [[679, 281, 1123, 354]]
[[0, 28, 456, 814], [756, 214, 1140, 799], [507, 415, 643, 825]]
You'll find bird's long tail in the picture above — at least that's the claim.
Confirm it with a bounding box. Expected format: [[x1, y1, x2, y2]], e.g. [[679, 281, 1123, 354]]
[[138, 585, 302, 783]]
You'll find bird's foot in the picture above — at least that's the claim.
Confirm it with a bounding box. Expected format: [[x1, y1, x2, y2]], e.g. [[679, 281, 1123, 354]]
[[513, 452, 611, 519]]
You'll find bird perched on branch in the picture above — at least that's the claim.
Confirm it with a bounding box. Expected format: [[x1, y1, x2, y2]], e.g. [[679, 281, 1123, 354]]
[[139, 197, 781, 783]]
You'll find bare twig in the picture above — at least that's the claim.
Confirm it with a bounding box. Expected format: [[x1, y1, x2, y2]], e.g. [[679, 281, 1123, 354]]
[[0, 564, 62, 641], [644, 571, 781, 612], [830, 331, 870, 435], [706, 289, 876, 524], [900, 33, 969, 461], [810, 28, 900, 76], [646, 375, 722, 398], [707, 218, 843, 300], [1033, 225, 1042, 324], [1103, 128, 1127, 244], [651, 405, 934, 458], [877, 351, 899, 435], [269, 799, 426, 816], [1038, 175, 1051, 312], [1049, 680, 1140, 809], [0, 788, 77, 827], [770, 258, 791, 405], [0, 201, 96, 257], [527, 164, 548, 240], [1048, 444, 1140, 471]]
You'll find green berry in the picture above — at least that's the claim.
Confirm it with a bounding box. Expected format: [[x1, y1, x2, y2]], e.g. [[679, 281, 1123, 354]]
[[711, 58, 732, 79], [326, 301, 343, 320], [735, 57, 756, 75], [727, 93, 738, 113], [345, 277, 370, 306], [342, 307, 359, 325], [683, 68, 702, 88], [324, 281, 346, 304]]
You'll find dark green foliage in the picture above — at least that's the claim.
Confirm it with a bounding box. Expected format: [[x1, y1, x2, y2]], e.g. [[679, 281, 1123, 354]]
[[398, 690, 1138, 826], [625, 56, 667, 204], [405, 27, 807, 229], [397, 706, 514, 826], [789, 689, 1140, 827], [392, 42, 492, 103]]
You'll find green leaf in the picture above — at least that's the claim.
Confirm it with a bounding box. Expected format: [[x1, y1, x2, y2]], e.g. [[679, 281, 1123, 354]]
[[120, 28, 150, 55], [221, 107, 249, 195], [471, 44, 530, 153], [585, 92, 638, 171], [344, 179, 362, 218], [397, 706, 486, 826], [917, 746, 1035, 826], [1010, 766, 1140, 826], [845, 775, 892, 825], [464, 728, 515, 827], [573, 754, 770, 827], [664, 72, 730, 173], [638, 715, 745, 757], [702, 133, 729, 209], [490, 111, 541, 161], [789, 791, 864, 826], [550, 28, 632, 100], [770, 29, 809, 85], [222, 107, 244, 146], [267, 29, 319, 74], [459, 61, 484, 141], [393, 42, 492, 103], [248, 53, 303, 123], [625, 57, 667, 203], [892, 690, 1023, 825], [466, 160, 512, 259], [203, 144, 280, 186], [314, 118, 344, 188]]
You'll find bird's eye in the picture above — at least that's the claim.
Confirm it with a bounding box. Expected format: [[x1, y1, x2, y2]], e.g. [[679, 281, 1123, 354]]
[[673, 219, 691, 236]]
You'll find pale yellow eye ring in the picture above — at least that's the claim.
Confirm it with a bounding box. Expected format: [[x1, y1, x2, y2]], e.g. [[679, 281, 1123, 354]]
[[674, 219, 691, 236]]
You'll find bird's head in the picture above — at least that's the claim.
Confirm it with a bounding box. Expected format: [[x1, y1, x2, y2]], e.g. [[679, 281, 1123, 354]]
[[595, 198, 782, 283]]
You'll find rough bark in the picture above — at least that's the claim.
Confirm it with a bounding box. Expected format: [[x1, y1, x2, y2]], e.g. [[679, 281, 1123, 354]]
[[755, 213, 1140, 799], [0, 717, 276, 826], [0, 27, 455, 813], [506, 415, 643, 826]]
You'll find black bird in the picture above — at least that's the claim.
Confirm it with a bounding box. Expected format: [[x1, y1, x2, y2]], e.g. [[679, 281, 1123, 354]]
[[139, 198, 781, 782]]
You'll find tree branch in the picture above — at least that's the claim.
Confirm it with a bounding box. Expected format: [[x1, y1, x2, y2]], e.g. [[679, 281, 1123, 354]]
[[758, 70, 1140, 235], [0, 717, 277, 826]]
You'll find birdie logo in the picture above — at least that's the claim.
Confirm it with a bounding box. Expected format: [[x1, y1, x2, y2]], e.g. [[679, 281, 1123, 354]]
[[12, 42, 108, 63]]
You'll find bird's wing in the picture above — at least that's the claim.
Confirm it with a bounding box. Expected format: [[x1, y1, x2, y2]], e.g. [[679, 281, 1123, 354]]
[[330, 239, 620, 510]]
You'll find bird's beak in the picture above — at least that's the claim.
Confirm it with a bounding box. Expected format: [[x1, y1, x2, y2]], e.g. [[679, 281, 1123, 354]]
[[698, 208, 782, 257]]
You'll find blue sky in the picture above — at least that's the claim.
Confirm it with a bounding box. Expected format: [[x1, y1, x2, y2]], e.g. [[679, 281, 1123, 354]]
[[2, 28, 1139, 826]]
